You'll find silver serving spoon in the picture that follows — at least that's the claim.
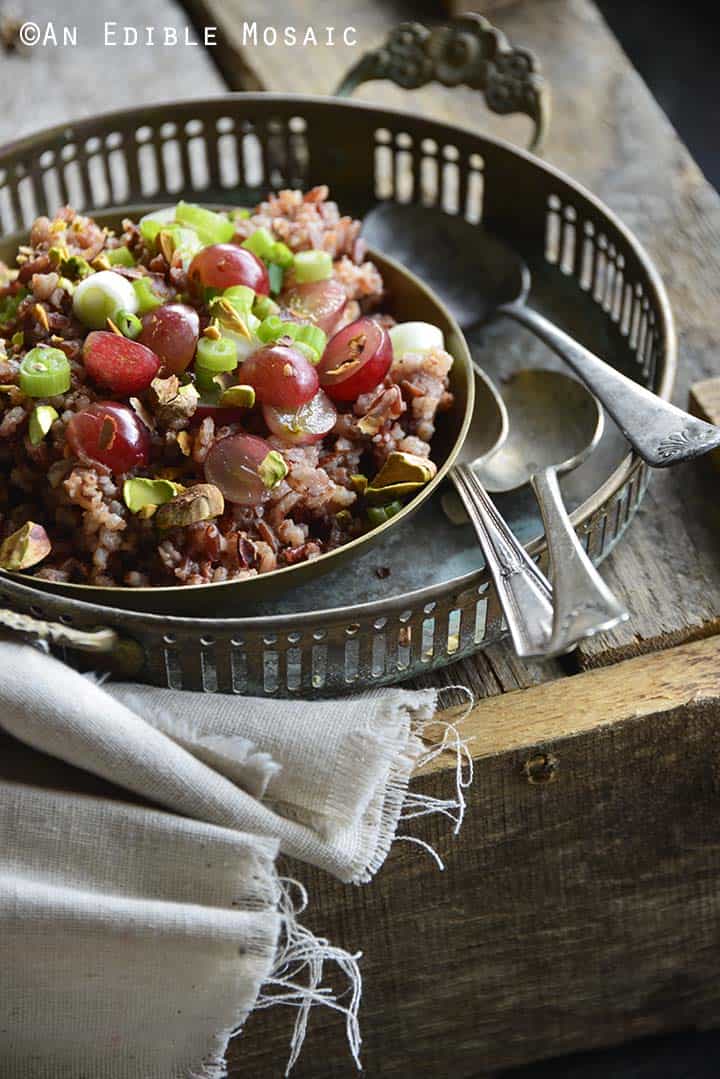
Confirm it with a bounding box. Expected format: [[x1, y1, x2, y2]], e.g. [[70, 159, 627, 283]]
[[363, 203, 720, 467], [476, 369, 629, 652], [450, 366, 560, 659]]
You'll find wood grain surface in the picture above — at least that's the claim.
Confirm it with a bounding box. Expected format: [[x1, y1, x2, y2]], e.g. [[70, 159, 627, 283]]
[[185, 0, 720, 673], [230, 635, 720, 1076], [0, 0, 223, 143]]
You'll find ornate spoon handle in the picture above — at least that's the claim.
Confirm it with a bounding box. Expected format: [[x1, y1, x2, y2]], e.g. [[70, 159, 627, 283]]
[[451, 462, 556, 658], [531, 466, 628, 653], [501, 302, 720, 467]]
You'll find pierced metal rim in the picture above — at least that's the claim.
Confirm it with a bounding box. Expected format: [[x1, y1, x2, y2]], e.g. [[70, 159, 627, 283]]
[[0, 92, 675, 631]]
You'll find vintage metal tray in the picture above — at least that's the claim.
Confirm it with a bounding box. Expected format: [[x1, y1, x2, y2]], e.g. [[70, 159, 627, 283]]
[[0, 16, 675, 695]]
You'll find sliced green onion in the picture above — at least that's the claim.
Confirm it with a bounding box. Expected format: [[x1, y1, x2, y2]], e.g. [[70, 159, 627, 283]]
[[19, 347, 71, 397], [115, 309, 142, 339], [106, 246, 136, 267], [242, 229, 294, 270], [139, 207, 176, 245], [242, 227, 275, 261], [267, 263, 284, 295], [293, 250, 332, 284], [73, 270, 138, 329], [195, 335, 238, 375], [367, 500, 403, 527], [132, 277, 164, 314], [388, 322, 444, 358], [256, 315, 326, 362], [221, 284, 255, 320], [175, 202, 234, 245], [291, 323, 327, 362], [29, 404, 58, 445], [257, 314, 286, 343], [252, 294, 279, 320]]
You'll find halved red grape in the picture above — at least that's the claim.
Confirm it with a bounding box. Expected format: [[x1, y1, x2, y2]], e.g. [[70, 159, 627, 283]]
[[241, 343, 318, 409], [263, 390, 337, 446], [318, 317, 393, 402], [204, 433, 274, 506], [138, 303, 200, 376], [280, 278, 347, 334], [188, 244, 269, 296], [66, 402, 150, 474], [83, 331, 161, 395]]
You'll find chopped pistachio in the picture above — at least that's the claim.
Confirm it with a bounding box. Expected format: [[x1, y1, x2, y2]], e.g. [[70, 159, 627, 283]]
[[122, 477, 186, 514], [155, 483, 224, 528], [47, 244, 70, 267], [28, 404, 58, 445], [350, 474, 368, 495], [202, 322, 222, 341], [158, 229, 176, 264], [0, 521, 51, 571], [365, 451, 437, 504], [219, 384, 255, 409], [209, 297, 252, 338], [91, 254, 112, 271], [61, 254, 93, 280], [335, 509, 353, 527], [33, 303, 50, 331], [137, 504, 159, 519], [258, 450, 288, 490], [176, 430, 192, 456], [370, 451, 436, 489], [11, 332, 24, 348]]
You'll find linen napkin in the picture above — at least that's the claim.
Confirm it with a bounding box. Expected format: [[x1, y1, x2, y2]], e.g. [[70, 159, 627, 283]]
[[0, 636, 471, 1077]]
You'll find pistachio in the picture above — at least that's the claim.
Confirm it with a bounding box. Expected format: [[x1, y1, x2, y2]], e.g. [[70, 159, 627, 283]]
[[61, 254, 93, 280], [365, 451, 437, 505], [371, 451, 436, 488], [0, 521, 51, 571], [350, 474, 368, 495], [149, 374, 180, 406], [157, 229, 176, 265], [176, 430, 192, 456], [258, 450, 288, 490], [33, 303, 50, 332], [219, 384, 255, 409], [209, 297, 252, 338], [122, 477, 186, 514], [155, 483, 224, 528], [28, 404, 58, 445]]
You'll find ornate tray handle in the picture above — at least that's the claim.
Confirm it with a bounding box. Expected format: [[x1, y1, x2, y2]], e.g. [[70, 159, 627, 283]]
[[334, 14, 550, 152]]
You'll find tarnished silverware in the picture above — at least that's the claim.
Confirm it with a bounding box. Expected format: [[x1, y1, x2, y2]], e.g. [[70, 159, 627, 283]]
[[362, 203, 720, 468], [477, 369, 628, 654]]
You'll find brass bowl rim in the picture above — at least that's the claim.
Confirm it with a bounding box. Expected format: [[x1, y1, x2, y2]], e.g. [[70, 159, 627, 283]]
[[0, 92, 675, 624]]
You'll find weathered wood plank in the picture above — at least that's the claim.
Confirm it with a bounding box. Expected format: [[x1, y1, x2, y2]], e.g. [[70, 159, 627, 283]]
[[187, 0, 720, 672], [231, 635, 720, 1076], [0, 0, 223, 144]]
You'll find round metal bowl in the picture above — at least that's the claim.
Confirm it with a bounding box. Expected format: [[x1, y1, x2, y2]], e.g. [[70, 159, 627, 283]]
[[0, 85, 675, 693], [0, 222, 474, 614]]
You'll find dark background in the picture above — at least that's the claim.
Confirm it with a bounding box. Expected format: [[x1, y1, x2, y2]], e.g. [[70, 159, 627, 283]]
[[504, 2, 719, 1074]]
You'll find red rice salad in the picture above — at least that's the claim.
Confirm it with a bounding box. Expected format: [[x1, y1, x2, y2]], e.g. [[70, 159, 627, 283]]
[[0, 187, 454, 588]]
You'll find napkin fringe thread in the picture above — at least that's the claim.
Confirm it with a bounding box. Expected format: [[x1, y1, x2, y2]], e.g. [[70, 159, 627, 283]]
[[395, 686, 475, 872], [255, 877, 362, 1075]]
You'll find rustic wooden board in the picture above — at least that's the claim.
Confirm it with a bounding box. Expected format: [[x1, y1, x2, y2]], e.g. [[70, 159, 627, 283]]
[[231, 636, 720, 1076], [0, 0, 223, 143], [185, 0, 720, 672]]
